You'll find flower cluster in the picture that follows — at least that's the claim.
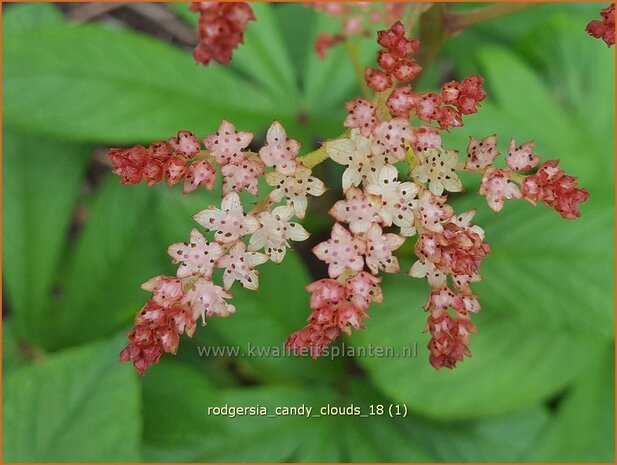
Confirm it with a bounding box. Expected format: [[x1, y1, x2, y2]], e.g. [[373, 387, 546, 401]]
[[287, 273, 383, 357], [113, 121, 325, 375], [190, 2, 255, 65], [310, 2, 406, 58], [362, 22, 486, 130], [109, 131, 215, 193], [113, 18, 591, 375], [285, 21, 589, 369], [586, 4, 615, 47]]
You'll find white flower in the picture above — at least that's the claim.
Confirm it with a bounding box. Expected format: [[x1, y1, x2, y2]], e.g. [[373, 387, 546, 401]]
[[193, 192, 259, 244], [450, 209, 485, 239], [248, 205, 309, 263], [366, 164, 420, 236], [325, 129, 386, 192], [265, 165, 326, 219], [408, 258, 447, 288], [183, 277, 235, 322], [217, 242, 268, 291], [412, 149, 462, 195]]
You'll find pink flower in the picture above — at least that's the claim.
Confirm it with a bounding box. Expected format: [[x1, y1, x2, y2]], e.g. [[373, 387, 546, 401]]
[[426, 310, 476, 369], [165, 156, 189, 186], [412, 126, 442, 154], [436, 106, 464, 130], [217, 241, 268, 290], [441, 75, 486, 115], [109, 144, 150, 185], [346, 271, 383, 309], [372, 118, 415, 162], [258, 121, 300, 175], [522, 160, 590, 219], [193, 192, 259, 243], [506, 139, 540, 172], [416, 220, 490, 276], [306, 279, 347, 309], [364, 224, 404, 274], [265, 165, 326, 219], [169, 130, 201, 159], [425, 286, 466, 316], [167, 228, 225, 278], [285, 322, 340, 358], [329, 187, 382, 234], [365, 67, 393, 92], [386, 86, 415, 119], [204, 120, 253, 165], [586, 4, 615, 46], [183, 276, 235, 320], [480, 168, 522, 213], [183, 160, 217, 194], [465, 134, 499, 171], [248, 205, 309, 263], [377, 21, 419, 58], [191, 2, 255, 65], [344, 98, 377, 136], [313, 223, 365, 278], [415, 190, 453, 233], [391, 58, 422, 82], [221, 158, 264, 196], [424, 286, 476, 369], [413, 92, 441, 123], [141, 275, 184, 307], [120, 300, 195, 375]]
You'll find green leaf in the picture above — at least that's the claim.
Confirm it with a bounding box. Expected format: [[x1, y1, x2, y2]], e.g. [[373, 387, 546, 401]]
[[3, 322, 28, 375], [407, 407, 550, 462], [142, 361, 332, 462], [3, 23, 282, 143], [47, 178, 168, 349], [232, 3, 299, 103], [465, 199, 614, 340], [2, 2, 62, 35], [2, 127, 89, 346], [518, 14, 615, 147], [526, 344, 615, 462], [275, 3, 317, 83], [3, 337, 141, 462], [351, 274, 597, 419]]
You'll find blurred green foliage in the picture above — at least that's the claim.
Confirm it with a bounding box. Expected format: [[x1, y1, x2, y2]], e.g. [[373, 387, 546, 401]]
[[2, 2, 614, 462]]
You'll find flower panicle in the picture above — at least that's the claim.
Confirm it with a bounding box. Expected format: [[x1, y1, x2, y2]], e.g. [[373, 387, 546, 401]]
[[285, 20, 589, 370], [115, 18, 590, 375], [115, 120, 326, 375]]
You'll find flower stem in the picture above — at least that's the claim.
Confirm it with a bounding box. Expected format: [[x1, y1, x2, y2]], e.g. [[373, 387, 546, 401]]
[[345, 39, 371, 99], [444, 3, 538, 35]]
